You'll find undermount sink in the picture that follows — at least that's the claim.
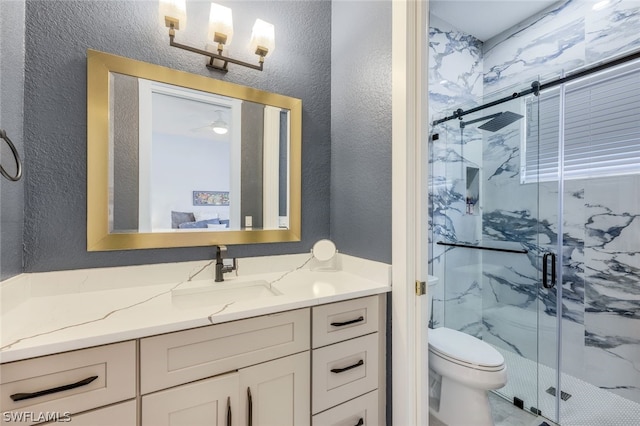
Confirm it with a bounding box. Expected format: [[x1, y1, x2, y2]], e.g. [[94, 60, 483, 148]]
[[171, 279, 281, 309]]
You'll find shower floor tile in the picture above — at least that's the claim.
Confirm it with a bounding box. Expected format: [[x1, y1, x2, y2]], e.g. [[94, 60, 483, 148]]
[[496, 347, 640, 426]]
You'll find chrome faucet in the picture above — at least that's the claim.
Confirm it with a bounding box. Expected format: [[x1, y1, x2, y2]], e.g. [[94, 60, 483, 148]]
[[214, 245, 236, 282]]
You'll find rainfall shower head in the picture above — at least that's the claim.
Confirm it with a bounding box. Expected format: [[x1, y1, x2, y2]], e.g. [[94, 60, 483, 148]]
[[478, 111, 523, 131], [460, 111, 524, 132]]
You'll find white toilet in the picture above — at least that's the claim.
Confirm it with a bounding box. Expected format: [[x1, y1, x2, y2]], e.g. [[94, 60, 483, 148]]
[[427, 277, 508, 426], [429, 327, 508, 425]]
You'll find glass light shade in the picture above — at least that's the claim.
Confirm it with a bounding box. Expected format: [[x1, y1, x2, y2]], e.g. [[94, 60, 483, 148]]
[[212, 121, 228, 134], [249, 19, 275, 57], [208, 3, 234, 46], [159, 0, 187, 30]]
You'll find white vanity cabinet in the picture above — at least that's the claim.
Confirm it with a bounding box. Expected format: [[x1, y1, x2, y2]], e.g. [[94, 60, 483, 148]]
[[1, 292, 387, 426], [140, 309, 310, 426], [141, 352, 310, 426], [56, 400, 137, 426], [141, 372, 239, 426], [0, 341, 136, 426], [238, 351, 310, 426], [311, 295, 386, 426]]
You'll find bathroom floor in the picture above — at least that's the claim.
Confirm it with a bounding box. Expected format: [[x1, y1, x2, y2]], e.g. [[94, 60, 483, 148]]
[[428, 392, 555, 426]]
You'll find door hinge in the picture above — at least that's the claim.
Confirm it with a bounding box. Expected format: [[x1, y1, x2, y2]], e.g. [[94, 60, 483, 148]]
[[415, 280, 426, 296]]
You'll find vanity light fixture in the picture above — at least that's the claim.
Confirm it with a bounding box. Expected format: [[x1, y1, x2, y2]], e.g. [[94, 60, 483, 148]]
[[159, 0, 275, 72]]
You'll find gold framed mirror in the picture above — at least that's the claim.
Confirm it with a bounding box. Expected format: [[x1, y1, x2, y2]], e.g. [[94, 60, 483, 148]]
[[87, 49, 301, 250]]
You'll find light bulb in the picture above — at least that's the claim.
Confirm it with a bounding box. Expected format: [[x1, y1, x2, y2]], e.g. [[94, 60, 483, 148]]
[[249, 19, 275, 57], [212, 111, 228, 134], [208, 3, 234, 46], [212, 123, 228, 135], [159, 0, 187, 30]]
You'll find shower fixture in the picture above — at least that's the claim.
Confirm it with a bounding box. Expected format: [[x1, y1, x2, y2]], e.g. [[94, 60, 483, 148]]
[[459, 111, 523, 132]]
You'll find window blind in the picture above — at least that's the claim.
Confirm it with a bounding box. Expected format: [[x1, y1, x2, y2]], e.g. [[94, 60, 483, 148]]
[[522, 59, 640, 183]]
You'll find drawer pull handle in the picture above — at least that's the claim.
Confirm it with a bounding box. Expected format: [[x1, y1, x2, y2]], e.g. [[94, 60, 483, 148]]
[[226, 396, 231, 426], [330, 359, 364, 374], [330, 316, 364, 327], [10, 375, 98, 402], [247, 387, 253, 426], [355, 418, 364, 426]]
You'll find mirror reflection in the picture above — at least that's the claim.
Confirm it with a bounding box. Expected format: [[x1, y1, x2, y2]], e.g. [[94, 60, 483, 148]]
[[110, 73, 291, 234], [87, 49, 301, 251]]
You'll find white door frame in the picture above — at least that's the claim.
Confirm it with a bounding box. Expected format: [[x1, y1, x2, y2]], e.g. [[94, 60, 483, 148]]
[[137, 81, 242, 231], [392, 0, 429, 425]]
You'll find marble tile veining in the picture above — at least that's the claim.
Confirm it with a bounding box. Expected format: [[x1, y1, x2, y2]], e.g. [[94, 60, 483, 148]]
[[586, 0, 640, 63], [0, 254, 391, 362], [429, 0, 640, 417]]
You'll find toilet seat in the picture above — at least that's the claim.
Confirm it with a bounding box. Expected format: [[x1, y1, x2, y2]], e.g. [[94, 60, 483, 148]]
[[429, 327, 505, 372]]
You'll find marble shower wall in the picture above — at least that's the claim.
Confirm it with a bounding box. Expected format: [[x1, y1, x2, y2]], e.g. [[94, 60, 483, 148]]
[[428, 15, 484, 334], [581, 176, 640, 402], [429, 0, 640, 404], [483, 0, 640, 402]]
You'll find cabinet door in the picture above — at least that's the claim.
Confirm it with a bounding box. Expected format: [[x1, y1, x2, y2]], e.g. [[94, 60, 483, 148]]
[[142, 372, 239, 426], [239, 352, 310, 426]]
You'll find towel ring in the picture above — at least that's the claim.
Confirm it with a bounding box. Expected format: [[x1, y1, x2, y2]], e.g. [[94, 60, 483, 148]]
[[0, 128, 23, 182]]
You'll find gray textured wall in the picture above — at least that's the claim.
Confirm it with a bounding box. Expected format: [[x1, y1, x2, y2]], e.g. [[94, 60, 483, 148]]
[[330, 1, 392, 264], [0, 0, 26, 280], [22, 0, 331, 272], [330, 7, 393, 422]]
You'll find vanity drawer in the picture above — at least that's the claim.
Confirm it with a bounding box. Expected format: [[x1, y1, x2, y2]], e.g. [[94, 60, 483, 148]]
[[140, 308, 310, 394], [53, 400, 137, 426], [312, 296, 379, 348], [312, 333, 379, 414], [0, 341, 136, 425], [312, 390, 379, 426]]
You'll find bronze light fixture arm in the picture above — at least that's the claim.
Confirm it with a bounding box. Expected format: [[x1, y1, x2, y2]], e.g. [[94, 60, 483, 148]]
[[168, 25, 265, 72]]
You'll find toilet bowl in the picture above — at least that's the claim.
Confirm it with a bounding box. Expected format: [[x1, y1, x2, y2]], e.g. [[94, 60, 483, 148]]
[[429, 327, 507, 426]]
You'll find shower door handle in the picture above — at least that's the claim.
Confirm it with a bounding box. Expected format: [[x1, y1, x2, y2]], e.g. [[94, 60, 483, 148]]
[[542, 253, 556, 289]]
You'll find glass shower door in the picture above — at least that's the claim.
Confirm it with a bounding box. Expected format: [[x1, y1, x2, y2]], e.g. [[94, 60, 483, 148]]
[[527, 85, 563, 424], [549, 58, 640, 426], [428, 88, 563, 423]]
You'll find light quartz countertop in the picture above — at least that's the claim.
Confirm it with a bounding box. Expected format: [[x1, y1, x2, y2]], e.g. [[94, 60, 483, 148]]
[[0, 253, 391, 363]]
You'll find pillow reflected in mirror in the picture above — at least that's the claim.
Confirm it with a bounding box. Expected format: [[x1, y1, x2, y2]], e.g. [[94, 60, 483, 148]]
[[171, 211, 196, 229], [207, 223, 229, 230], [178, 218, 221, 229], [194, 212, 220, 221]]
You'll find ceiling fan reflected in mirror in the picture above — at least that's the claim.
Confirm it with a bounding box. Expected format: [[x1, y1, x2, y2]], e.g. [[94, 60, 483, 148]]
[[190, 110, 229, 135], [211, 110, 228, 134]]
